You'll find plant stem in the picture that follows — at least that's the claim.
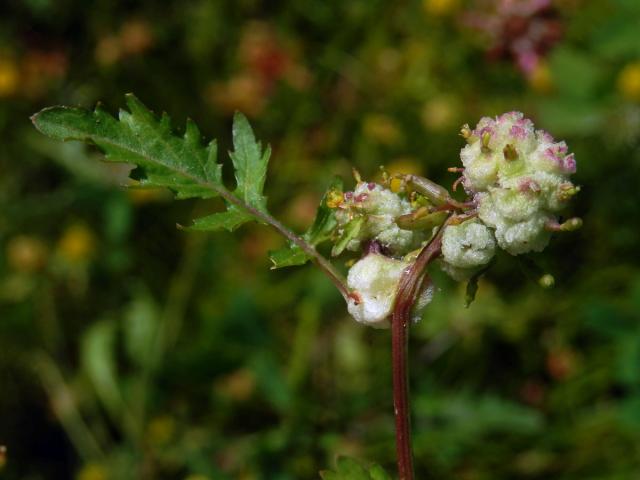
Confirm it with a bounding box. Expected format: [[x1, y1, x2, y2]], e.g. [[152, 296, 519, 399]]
[[173, 171, 351, 300], [193, 181, 351, 302], [391, 224, 447, 480]]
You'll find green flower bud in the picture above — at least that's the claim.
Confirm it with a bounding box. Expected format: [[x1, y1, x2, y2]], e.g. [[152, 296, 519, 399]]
[[441, 220, 496, 269]]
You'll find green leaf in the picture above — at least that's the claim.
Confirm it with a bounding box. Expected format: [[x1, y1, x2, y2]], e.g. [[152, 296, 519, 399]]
[[367, 465, 392, 480], [269, 177, 342, 269], [188, 208, 252, 232], [184, 113, 272, 231], [81, 319, 125, 422], [269, 246, 311, 269], [230, 112, 270, 213], [31, 95, 270, 232], [123, 294, 160, 370], [465, 262, 492, 308], [465, 274, 480, 308], [332, 216, 364, 257], [335, 457, 369, 478], [320, 457, 390, 480], [32, 95, 222, 199]]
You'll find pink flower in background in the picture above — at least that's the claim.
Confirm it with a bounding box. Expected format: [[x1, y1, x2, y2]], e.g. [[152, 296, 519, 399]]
[[463, 0, 563, 77]]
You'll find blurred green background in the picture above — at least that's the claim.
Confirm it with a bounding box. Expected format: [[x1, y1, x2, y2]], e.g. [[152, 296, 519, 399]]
[[1, 0, 640, 478]]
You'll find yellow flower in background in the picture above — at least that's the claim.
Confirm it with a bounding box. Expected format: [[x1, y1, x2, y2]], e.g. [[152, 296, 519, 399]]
[[184, 476, 211, 480], [528, 60, 554, 94], [617, 61, 640, 102], [421, 97, 458, 132], [0, 57, 19, 97], [423, 0, 459, 16], [362, 114, 402, 146], [146, 415, 176, 446], [76, 464, 107, 480], [57, 224, 96, 263]]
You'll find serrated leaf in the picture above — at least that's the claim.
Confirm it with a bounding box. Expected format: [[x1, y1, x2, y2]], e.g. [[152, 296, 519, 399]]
[[32, 95, 279, 234], [332, 216, 364, 257], [188, 112, 272, 231], [188, 207, 252, 232], [32, 95, 223, 200], [269, 177, 342, 269], [269, 246, 311, 268], [230, 111, 270, 213]]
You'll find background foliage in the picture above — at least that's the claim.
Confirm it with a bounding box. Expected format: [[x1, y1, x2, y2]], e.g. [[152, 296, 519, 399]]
[[1, 0, 639, 478]]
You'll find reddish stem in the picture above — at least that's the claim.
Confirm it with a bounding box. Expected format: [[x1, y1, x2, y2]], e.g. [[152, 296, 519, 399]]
[[391, 225, 446, 480]]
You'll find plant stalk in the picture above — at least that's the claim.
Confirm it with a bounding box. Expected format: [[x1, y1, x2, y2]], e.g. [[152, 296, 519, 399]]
[[391, 224, 447, 480], [184, 175, 351, 301]]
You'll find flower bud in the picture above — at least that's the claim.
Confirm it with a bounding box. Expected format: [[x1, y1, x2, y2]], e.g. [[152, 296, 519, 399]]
[[334, 182, 425, 255], [346, 253, 434, 327], [539, 273, 555, 289], [346, 253, 409, 328], [441, 220, 496, 269]]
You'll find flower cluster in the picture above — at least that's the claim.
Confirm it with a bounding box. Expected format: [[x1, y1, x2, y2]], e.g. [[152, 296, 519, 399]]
[[333, 181, 425, 255], [458, 111, 579, 256], [333, 111, 579, 327], [440, 219, 496, 281]]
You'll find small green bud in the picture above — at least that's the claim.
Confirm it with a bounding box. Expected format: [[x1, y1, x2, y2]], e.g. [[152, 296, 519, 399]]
[[442, 220, 496, 269], [557, 182, 581, 202], [561, 217, 582, 231], [460, 123, 473, 142], [539, 273, 555, 289]]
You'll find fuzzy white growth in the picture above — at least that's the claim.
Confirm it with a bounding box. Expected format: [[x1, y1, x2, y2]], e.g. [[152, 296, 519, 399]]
[[478, 193, 552, 254], [335, 183, 424, 254], [347, 253, 435, 327], [442, 220, 496, 269], [412, 282, 435, 322], [347, 253, 408, 328], [460, 112, 578, 255]]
